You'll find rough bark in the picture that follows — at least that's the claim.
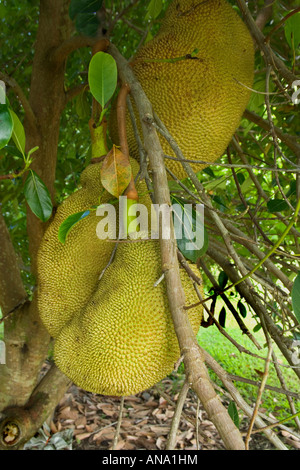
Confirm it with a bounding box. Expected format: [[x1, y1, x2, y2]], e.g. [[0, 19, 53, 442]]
[[0, 0, 73, 422], [25, 0, 74, 269]]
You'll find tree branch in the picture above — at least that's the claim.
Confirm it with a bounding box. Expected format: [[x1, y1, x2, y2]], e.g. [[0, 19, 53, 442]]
[[0, 213, 27, 316], [0, 364, 71, 450], [108, 43, 246, 450], [0, 72, 37, 134], [255, 0, 274, 31], [237, 0, 298, 85], [243, 109, 300, 160]]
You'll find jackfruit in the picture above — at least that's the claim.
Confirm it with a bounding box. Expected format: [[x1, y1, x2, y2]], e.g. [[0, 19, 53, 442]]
[[109, 0, 254, 180], [37, 159, 148, 338], [54, 239, 203, 396]]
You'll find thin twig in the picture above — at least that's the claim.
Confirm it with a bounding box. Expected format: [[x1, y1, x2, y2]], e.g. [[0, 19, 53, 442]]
[[112, 396, 124, 450], [166, 381, 190, 450]]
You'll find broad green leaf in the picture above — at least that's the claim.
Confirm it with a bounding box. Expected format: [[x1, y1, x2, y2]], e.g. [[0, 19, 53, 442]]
[[69, 0, 103, 20], [291, 272, 300, 323], [218, 271, 228, 290], [285, 12, 300, 49], [219, 306, 226, 328], [88, 52, 117, 109], [10, 109, 26, 156], [58, 210, 90, 244], [145, 0, 163, 20], [0, 104, 13, 149], [267, 198, 289, 213], [75, 12, 99, 37], [24, 170, 53, 222], [228, 402, 240, 428]]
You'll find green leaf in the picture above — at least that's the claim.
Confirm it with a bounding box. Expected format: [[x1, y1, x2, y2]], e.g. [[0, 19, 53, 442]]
[[171, 197, 209, 262], [253, 323, 262, 333], [219, 306, 226, 328], [285, 12, 300, 49], [237, 300, 247, 318], [10, 109, 26, 156], [267, 198, 290, 213], [228, 401, 240, 428], [88, 52, 118, 110], [58, 210, 90, 244], [75, 13, 99, 37], [69, 0, 103, 20], [145, 0, 163, 20], [291, 272, 300, 323], [24, 170, 53, 222], [218, 271, 228, 290], [0, 104, 13, 149]]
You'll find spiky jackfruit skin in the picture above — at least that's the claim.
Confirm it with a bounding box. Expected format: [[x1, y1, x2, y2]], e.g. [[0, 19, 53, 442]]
[[37, 159, 149, 338], [36, 163, 115, 338], [54, 239, 203, 396], [109, 0, 254, 180]]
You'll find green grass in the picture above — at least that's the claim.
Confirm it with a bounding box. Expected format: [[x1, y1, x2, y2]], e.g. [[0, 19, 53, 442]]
[[196, 310, 300, 427]]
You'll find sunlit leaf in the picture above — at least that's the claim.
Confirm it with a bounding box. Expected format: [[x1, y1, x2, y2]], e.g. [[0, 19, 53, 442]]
[[10, 109, 26, 155], [88, 52, 117, 109], [24, 170, 53, 222], [58, 210, 90, 244], [228, 401, 240, 428]]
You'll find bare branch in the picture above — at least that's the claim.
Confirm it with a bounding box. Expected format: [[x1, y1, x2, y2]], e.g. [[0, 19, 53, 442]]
[[237, 0, 298, 85], [108, 42, 246, 450]]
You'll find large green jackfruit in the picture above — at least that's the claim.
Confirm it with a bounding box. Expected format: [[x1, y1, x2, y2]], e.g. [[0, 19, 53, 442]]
[[37, 159, 148, 338], [54, 239, 203, 396], [109, 0, 254, 180]]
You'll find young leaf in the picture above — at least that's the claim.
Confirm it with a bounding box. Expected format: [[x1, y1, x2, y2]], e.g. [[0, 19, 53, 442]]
[[10, 109, 26, 156], [24, 170, 53, 222], [88, 52, 117, 110], [100, 146, 132, 198], [58, 210, 90, 244], [228, 401, 240, 428], [0, 104, 13, 149], [291, 272, 300, 323]]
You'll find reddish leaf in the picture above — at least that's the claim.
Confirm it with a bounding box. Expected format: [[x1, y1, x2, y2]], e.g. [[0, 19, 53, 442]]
[[100, 145, 132, 197]]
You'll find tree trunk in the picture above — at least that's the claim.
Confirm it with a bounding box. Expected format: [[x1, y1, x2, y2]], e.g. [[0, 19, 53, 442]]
[[0, 0, 73, 439]]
